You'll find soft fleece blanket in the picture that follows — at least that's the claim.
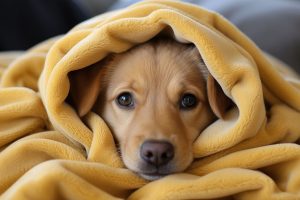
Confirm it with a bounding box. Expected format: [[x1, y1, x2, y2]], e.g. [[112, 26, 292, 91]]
[[1, 1, 300, 199]]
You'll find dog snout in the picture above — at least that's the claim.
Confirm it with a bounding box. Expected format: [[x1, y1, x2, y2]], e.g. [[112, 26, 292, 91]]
[[140, 140, 174, 167]]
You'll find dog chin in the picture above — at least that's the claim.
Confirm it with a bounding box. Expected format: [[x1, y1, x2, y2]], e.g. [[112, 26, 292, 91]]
[[139, 173, 166, 181]]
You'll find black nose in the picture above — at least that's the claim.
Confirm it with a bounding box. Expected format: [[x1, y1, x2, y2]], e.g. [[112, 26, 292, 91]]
[[140, 140, 174, 167]]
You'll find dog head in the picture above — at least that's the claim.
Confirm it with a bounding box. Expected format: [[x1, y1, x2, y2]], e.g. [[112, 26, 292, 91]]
[[69, 39, 232, 180]]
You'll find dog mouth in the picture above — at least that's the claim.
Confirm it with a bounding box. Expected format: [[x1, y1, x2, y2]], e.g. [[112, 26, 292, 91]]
[[135, 167, 175, 181], [138, 172, 167, 181], [131, 156, 192, 181]]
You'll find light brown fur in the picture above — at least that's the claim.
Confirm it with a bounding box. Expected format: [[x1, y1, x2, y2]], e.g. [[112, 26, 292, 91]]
[[69, 39, 232, 180]]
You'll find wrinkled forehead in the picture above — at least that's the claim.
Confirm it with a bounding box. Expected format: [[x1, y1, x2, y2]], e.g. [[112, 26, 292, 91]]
[[107, 40, 206, 92]]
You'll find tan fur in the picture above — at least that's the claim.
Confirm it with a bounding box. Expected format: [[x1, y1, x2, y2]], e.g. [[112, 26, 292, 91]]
[[69, 39, 232, 180]]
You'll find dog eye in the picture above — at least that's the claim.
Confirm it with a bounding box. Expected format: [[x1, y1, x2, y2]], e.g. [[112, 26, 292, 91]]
[[116, 92, 134, 108], [180, 93, 198, 109]]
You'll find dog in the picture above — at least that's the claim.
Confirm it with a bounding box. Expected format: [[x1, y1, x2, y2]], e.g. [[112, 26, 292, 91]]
[[69, 39, 232, 180]]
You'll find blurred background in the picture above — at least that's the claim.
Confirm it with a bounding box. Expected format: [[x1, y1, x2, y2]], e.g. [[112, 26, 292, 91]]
[[0, 0, 299, 72]]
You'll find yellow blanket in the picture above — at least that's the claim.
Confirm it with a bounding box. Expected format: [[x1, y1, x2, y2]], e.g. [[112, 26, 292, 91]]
[[1, 1, 300, 199]]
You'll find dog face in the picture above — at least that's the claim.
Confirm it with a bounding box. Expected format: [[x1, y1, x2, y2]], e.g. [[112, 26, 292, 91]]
[[69, 39, 232, 180]]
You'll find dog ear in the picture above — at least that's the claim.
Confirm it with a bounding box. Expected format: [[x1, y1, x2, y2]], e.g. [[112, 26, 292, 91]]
[[68, 58, 109, 117], [188, 46, 233, 119], [206, 74, 233, 119]]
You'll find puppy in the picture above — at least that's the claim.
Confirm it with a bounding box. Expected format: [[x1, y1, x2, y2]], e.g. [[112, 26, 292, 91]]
[[69, 39, 232, 180]]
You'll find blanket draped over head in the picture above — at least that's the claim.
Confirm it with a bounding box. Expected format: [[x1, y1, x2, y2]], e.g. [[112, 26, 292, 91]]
[[0, 1, 300, 199]]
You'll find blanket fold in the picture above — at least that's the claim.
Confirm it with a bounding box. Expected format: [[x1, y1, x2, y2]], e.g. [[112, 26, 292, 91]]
[[0, 0, 300, 199]]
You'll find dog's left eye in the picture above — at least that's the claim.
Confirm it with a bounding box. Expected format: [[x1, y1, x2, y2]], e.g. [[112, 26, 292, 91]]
[[116, 92, 134, 109], [180, 93, 198, 109]]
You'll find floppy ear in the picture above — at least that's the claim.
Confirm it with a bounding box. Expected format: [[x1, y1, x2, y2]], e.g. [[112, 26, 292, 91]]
[[188, 46, 233, 119], [207, 74, 233, 119], [68, 59, 109, 117]]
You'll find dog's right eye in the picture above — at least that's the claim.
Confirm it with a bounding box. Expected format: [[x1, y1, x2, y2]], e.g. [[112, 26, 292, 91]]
[[116, 92, 134, 109]]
